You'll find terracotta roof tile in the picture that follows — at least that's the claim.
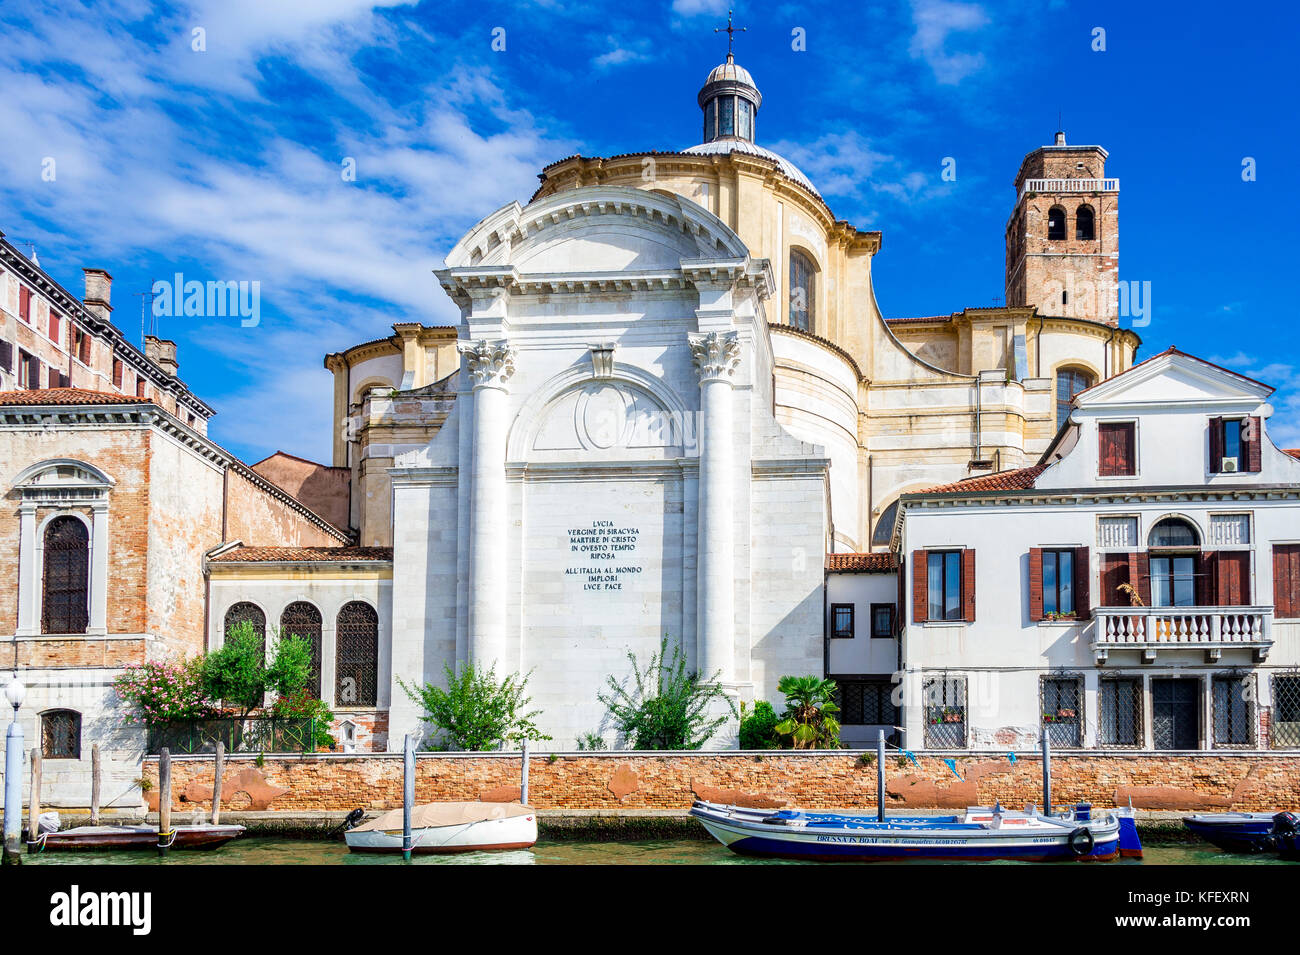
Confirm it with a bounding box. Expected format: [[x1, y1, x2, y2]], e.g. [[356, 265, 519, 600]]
[[210, 546, 392, 563], [0, 387, 149, 406], [1285, 449, 1300, 460], [886, 315, 950, 325], [917, 464, 1049, 495], [825, 552, 896, 573]]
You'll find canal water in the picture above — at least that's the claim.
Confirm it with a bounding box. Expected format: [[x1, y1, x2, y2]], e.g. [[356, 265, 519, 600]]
[[22, 838, 1292, 865]]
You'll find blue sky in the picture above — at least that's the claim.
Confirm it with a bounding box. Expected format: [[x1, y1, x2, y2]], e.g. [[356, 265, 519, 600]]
[[1, 0, 1297, 463]]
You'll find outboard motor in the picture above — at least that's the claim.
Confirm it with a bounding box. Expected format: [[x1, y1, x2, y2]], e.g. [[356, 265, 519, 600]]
[[330, 807, 366, 837], [1272, 811, 1299, 860]]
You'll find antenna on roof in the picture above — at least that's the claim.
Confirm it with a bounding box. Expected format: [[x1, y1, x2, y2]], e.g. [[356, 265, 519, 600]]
[[134, 282, 158, 346], [16, 239, 39, 267]]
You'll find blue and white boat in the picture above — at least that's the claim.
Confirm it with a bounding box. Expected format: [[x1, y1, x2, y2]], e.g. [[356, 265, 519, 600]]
[[691, 800, 1121, 862], [1182, 813, 1279, 854]]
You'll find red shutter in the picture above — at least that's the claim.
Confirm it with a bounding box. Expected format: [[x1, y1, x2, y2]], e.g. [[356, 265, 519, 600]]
[[1100, 553, 1129, 607], [1028, 548, 1044, 621], [1217, 551, 1249, 606], [1245, 416, 1263, 473], [1197, 551, 1217, 606], [19, 286, 31, 321], [1268, 545, 1289, 621], [49, 311, 60, 344], [1134, 552, 1151, 606], [912, 550, 929, 624], [896, 558, 906, 635], [1098, 422, 1135, 476], [962, 549, 976, 623], [79, 331, 92, 365], [1074, 546, 1092, 619], [1208, 417, 1224, 473]]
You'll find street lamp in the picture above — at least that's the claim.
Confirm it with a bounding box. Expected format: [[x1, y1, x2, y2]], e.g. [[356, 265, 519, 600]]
[[2, 673, 26, 863]]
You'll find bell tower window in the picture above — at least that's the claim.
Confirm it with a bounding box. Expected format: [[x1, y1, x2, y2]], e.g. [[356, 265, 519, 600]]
[[1047, 206, 1067, 241], [1075, 204, 1095, 240]]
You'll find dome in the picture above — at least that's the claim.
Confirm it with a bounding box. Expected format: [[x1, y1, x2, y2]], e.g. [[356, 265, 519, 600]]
[[682, 139, 820, 198], [704, 58, 756, 89]]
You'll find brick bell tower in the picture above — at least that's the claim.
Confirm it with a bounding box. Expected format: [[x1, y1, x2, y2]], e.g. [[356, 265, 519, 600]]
[[1005, 131, 1119, 325]]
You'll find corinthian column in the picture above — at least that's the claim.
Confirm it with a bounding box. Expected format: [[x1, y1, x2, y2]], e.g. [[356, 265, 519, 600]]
[[457, 338, 516, 674], [688, 331, 741, 684]]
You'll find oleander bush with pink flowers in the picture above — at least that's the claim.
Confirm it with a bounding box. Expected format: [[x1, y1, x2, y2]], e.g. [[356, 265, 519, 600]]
[[113, 658, 216, 725]]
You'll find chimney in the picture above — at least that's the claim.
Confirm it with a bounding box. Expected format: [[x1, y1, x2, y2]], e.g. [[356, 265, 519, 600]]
[[83, 268, 113, 321], [1053, 130, 1067, 146], [145, 335, 179, 378]]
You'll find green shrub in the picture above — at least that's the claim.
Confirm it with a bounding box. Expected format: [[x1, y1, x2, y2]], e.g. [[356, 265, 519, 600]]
[[202, 621, 313, 719], [271, 688, 337, 749], [400, 663, 550, 751], [597, 635, 735, 750], [773, 675, 842, 749], [739, 700, 780, 749]]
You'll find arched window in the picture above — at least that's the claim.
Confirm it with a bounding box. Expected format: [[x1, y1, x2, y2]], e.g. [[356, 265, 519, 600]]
[[1056, 367, 1094, 430], [789, 249, 816, 332], [336, 601, 378, 707], [1149, 517, 1200, 548], [41, 709, 81, 759], [1075, 204, 1095, 240], [42, 516, 89, 634], [223, 601, 266, 648], [871, 500, 901, 548], [1047, 206, 1066, 241], [281, 601, 323, 698]]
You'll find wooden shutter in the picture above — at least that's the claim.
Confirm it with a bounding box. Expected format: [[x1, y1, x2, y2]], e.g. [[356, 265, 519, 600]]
[[1208, 417, 1224, 473], [1273, 545, 1300, 618], [112, 359, 123, 388], [962, 549, 977, 623], [896, 558, 907, 634], [19, 285, 31, 321], [1098, 422, 1135, 476], [1028, 548, 1045, 621], [79, 330, 92, 365], [912, 550, 929, 624], [0, 341, 12, 373], [1245, 416, 1263, 473], [1131, 551, 1151, 606], [1217, 551, 1250, 606], [25, 355, 41, 388], [1197, 551, 1217, 606], [1100, 553, 1130, 607], [47, 367, 60, 389], [49, 311, 60, 343], [1074, 546, 1092, 619]]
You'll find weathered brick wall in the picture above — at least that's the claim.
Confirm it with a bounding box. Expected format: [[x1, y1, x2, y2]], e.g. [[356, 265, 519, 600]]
[[250, 452, 351, 533], [224, 467, 344, 548], [141, 752, 1300, 813]]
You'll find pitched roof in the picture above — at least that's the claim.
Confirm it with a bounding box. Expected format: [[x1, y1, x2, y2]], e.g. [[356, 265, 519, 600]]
[[1072, 346, 1275, 400], [209, 546, 392, 563], [1286, 449, 1300, 461], [916, 464, 1049, 495], [0, 387, 150, 406], [825, 552, 896, 573]]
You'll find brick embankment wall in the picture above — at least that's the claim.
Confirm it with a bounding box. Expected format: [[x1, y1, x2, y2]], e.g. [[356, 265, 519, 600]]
[[141, 752, 1300, 814]]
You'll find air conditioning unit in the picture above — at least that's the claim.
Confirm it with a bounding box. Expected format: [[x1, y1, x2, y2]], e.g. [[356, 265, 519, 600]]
[[1222, 457, 1240, 473]]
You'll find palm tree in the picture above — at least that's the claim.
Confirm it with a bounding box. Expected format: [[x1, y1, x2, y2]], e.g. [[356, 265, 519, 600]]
[[774, 676, 841, 749]]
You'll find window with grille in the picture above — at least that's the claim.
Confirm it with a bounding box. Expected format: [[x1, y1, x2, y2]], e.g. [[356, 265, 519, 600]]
[[42, 516, 89, 634], [1041, 675, 1082, 747], [223, 601, 266, 644], [835, 679, 898, 727], [789, 249, 816, 332], [1099, 677, 1142, 747], [41, 710, 81, 759], [1271, 675, 1300, 749], [1212, 676, 1255, 747], [280, 601, 323, 698], [336, 601, 379, 706], [923, 675, 966, 748], [830, 603, 854, 639], [870, 603, 895, 638]]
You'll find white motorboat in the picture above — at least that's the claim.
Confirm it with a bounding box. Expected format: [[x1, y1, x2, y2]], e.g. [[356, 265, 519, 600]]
[[344, 801, 537, 854]]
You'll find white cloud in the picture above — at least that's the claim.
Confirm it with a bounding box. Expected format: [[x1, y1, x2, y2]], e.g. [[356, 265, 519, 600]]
[[908, 0, 990, 85], [671, 0, 730, 17]]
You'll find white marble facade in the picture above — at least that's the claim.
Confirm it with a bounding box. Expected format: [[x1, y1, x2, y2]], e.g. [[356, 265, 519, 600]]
[[386, 186, 830, 748]]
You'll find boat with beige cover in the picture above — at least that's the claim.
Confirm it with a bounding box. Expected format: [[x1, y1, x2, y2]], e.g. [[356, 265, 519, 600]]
[[344, 802, 537, 854]]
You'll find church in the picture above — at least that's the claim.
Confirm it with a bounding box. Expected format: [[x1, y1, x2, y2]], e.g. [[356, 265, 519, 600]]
[[5, 45, 1298, 797]]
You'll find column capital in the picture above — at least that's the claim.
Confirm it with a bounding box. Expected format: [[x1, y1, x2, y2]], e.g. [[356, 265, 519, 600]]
[[687, 331, 741, 384], [457, 339, 516, 390]]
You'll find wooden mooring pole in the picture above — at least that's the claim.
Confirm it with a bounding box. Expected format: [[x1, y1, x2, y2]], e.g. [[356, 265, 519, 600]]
[[1041, 731, 1052, 816], [27, 749, 40, 851], [157, 748, 172, 857], [89, 743, 101, 827], [211, 741, 225, 826], [876, 729, 886, 822], [402, 733, 414, 861], [521, 738, 530, 805]]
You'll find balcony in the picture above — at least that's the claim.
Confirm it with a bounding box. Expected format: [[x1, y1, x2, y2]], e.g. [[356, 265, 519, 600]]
[[1018, 177, 1120, 202], [1091, 606, 1273, 664]]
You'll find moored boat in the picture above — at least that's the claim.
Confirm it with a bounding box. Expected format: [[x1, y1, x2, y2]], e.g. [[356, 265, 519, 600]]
[[1182, 813, 1278, 854], [690, 800, 1120, 862], [31, 823, 245, 852], [344, 801, 537, 854]]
